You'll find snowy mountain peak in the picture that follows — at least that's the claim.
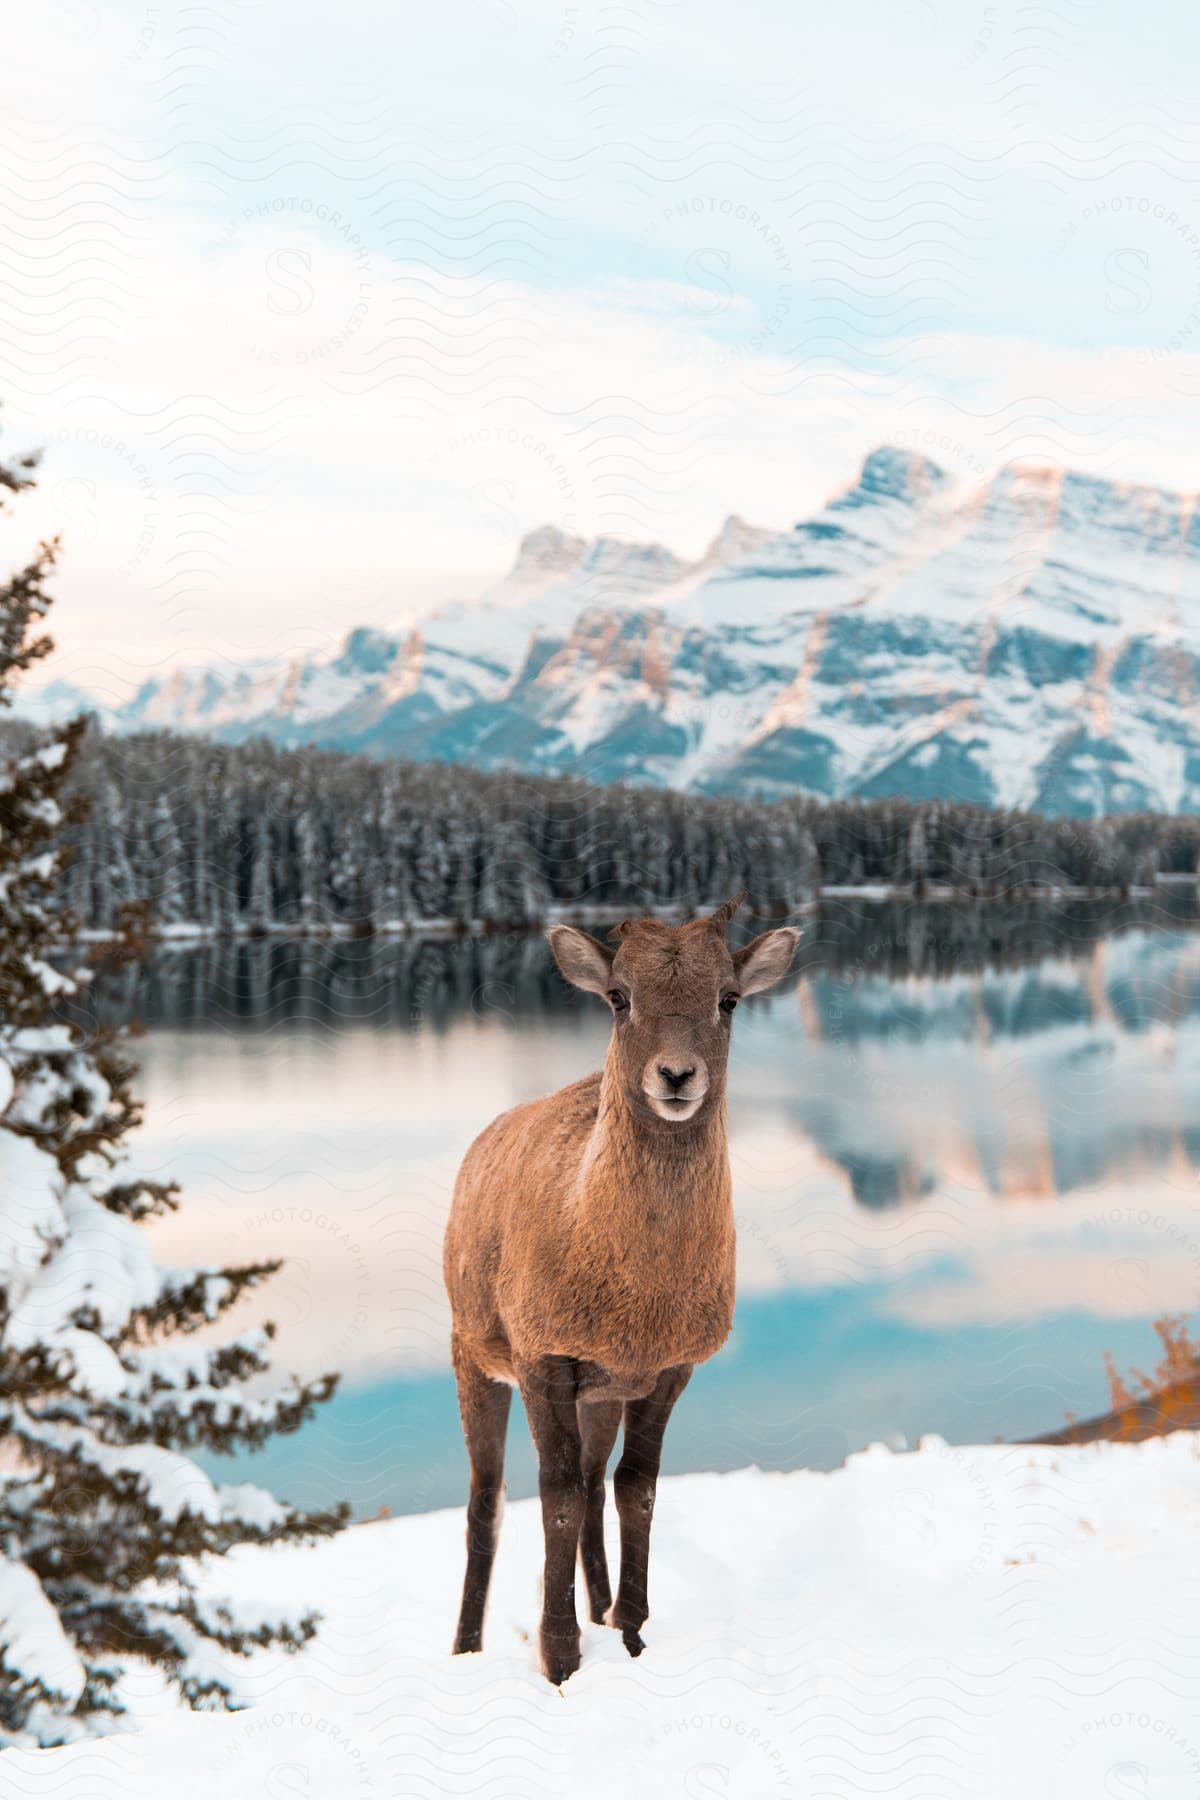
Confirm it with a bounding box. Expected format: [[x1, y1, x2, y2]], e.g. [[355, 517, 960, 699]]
[[510, 516, 766, 594], [582, 532, 683, 576], [697, 513, 773, 570], [982, 461, 1063, 508], [851, 445, 953, 504], [510, 524, 588, 581], [333, 626, 400, 676], [978, 462, 1200, 546], [579, 536, 686, 587]]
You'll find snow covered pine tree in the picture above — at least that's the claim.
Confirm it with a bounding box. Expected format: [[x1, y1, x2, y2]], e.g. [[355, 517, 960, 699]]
[[0, 430, 346, 1744]]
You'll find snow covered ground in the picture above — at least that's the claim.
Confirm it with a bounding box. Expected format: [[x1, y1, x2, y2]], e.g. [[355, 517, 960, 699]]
[[6, 1434, 1200, 1797]]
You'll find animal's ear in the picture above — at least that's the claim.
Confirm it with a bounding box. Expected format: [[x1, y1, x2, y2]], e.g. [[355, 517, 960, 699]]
[[732, 927, 800, 996], [547, 925, 616, 997]]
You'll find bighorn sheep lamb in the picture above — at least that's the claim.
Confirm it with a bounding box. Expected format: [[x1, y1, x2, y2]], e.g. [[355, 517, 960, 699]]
[[442, 895, 798, 1683]]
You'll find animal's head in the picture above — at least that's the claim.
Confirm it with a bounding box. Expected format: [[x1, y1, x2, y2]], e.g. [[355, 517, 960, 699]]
[[547, 895, 798, 1124]]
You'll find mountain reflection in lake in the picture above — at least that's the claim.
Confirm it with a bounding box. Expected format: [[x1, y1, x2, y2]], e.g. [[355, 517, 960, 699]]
[[82, 896, 1200, 1516]]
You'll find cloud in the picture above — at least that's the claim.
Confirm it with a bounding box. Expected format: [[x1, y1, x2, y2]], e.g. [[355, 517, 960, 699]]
[[3, 0, 1199, 690]]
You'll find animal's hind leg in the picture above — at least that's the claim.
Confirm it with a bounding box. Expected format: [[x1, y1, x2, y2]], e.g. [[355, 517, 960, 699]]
[[452, 1335, 512, 1655], [612, 1363, 692, 1658], [577, 1399, 622, 1624]]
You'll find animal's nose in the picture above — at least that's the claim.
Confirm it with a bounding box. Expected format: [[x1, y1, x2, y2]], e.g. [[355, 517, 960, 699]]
[[658, 1064, 695, 1092]]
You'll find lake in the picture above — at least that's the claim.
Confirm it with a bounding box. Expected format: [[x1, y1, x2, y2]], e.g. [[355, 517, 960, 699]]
[[84, 896, 1200, 1518]]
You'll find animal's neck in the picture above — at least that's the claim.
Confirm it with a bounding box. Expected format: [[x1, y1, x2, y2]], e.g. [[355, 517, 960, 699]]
[[573, 1055, 732, 1248]]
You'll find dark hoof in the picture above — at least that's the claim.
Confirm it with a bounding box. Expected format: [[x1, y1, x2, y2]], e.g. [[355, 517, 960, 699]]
[[541, 1636, 581, 1686], [622, 1628, 645, 1658], [452, 1633, 482, 1655]]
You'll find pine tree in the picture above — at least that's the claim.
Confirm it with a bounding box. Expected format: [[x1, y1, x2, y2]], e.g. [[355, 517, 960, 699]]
[[907, 809, 929, 891], [149, 794, 186, 926], [0, 427, 345, 1746], [295, 807, 322, 928], [247, 813, 273, 930]]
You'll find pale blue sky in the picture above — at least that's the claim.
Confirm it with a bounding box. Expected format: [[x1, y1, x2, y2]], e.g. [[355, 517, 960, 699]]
[[2, 0, 1198, 693]]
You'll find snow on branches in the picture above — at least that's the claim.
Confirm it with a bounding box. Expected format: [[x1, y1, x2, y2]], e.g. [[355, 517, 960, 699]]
[[0, 423, 346, 1746]]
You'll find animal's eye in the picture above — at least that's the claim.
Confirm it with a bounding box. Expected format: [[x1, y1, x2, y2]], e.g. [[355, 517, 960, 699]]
[[608, 990, 629, 1011], [720, 993, 739, 1014]]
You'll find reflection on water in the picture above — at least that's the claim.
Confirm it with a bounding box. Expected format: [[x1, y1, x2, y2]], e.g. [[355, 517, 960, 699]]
[[86, 898, 1200, 1516]]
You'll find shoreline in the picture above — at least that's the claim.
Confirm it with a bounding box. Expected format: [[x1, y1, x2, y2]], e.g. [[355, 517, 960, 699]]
[[65, 878, 1200, 946], [1029, 1377, 1200, 1448]]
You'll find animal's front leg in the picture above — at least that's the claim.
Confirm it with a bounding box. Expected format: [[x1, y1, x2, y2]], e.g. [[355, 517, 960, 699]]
[[519, 1355, 586, 1684], [612, 1363, 692, 1657]]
